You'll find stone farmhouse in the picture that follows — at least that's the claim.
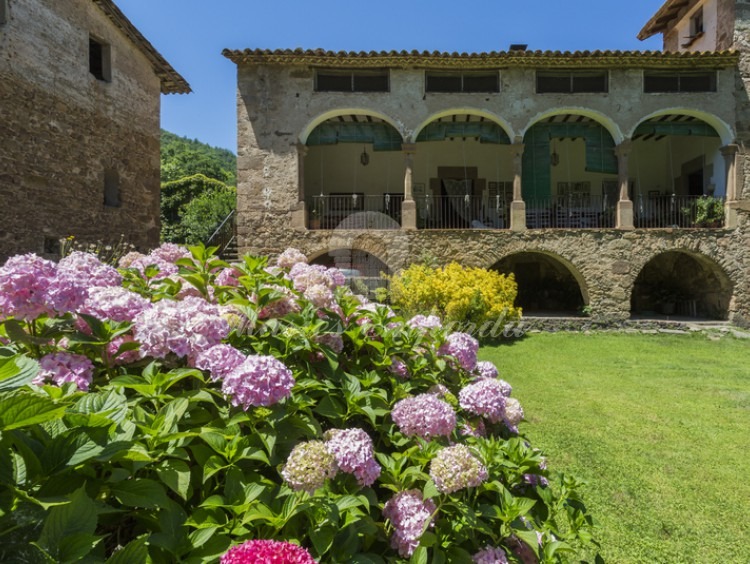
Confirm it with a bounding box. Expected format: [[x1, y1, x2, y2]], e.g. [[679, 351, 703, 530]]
[[0, 0, 189, 260], [226, 0, 750, 325]]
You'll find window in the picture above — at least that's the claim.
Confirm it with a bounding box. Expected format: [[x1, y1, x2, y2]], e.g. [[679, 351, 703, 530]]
[[315, 69, 389, 92], [690, 7, 704, 37], [425, 71, 499, 93], [536, 71, 608, 93], [104, 169, 120, 207], [643, 71, 716, 93], [89, 36, 111, 81], [0, 0, 8, 25]]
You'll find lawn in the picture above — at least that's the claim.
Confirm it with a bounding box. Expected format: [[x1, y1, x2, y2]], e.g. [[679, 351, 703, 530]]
[[480, 332, 750, 563]]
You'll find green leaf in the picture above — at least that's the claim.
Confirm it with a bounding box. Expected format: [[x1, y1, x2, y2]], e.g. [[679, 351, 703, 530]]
[[72, 389, 128, 424], [157, 459, 192, 500], [310, 525, 336, 556], [513, 529, 541, 559], [0, 353, 39, 391], [38, 487, 98, 561], [0, 391, 66, 430], [58, 533, 104, 563], [110, 479, 170, 509], [410, 545, 428, 564], [106, 535, 149, 564]]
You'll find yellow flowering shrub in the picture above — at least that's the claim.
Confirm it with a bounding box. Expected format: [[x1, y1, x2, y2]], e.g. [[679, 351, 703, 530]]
[[390, 262, 521, 327]]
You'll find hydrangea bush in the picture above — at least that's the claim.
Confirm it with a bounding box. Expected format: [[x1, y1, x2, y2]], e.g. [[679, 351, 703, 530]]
[[0, 244, 598, 563]]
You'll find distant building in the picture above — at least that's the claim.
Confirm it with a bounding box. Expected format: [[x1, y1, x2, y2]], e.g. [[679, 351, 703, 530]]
[[0, 0, 189, 259], [225, 0, 750, 325]]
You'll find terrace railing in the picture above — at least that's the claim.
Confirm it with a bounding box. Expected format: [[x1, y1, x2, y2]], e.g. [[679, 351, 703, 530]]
[[634, 195, 725, 229], [416, 195, 510, 229], [308, 194, 402, 230], [525, 195, 614, 229]]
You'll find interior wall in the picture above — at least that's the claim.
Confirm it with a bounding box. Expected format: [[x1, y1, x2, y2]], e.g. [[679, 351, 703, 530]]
[[549, 138, 614, 198], [305, 144, 404, 196]]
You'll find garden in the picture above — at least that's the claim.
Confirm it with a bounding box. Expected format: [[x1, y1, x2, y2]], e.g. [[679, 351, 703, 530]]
[[0, 245, 597, 563]]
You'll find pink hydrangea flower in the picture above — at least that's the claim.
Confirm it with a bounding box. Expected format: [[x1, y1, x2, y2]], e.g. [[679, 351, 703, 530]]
[[33, 352, 94, 391], [502, 397, 524, 433], [407, 314, 442, 330], [57, 251, 122, 288], [475, 360, 499, 380], [383, 490, 437, 558], [304, 283, 335, 309], [438, 332, 479, 371], [314, 333, 344, 354], [216, 266, 243, 287], [388, 357, 408, 378], [276, 248, 308, 269], [0, 253, 57, 320], [118, 251, 145, 268], [459, 379, 511, 423], [106, 335, 140, 365], [149, 242, 191, 263], [221, 539, 316, 564], [193, 344, 245, 381], [429, 444, 488, 494], [258, 285, 300, 319], [133, 296, 229, 359], [281, 440, 338, 493], [127, 254, 179, 280], [222, 354, 295, 408], [391, 394, 456, 439], [81, 286, 151, 323], [45, 273, 88, 314], [324, 428, 381, 486], [473, 546, 509, 564], [289, 263, 342, 292]]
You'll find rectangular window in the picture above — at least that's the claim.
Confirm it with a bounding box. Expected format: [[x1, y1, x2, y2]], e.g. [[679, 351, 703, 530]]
[[536, 71, 608, 93], [691, 7, 704, 37], [315, 69, 389, 92], [644, 71, 716, 93], [425, 71, 499, 93], [104, 169, 120, 207], [89, 36, 111, 82], [0, 0, 7, 25]]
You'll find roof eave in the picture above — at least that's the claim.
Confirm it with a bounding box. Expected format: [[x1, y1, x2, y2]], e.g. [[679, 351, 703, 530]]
[[637, 0, 691, 41], [92, 0, 191, 94]]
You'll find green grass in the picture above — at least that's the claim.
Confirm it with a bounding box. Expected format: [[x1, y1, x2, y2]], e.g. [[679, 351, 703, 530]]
[[480, 332, 750, 563]]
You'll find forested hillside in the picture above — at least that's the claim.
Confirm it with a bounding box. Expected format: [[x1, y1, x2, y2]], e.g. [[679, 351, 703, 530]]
[[160, 130, 236, 244]]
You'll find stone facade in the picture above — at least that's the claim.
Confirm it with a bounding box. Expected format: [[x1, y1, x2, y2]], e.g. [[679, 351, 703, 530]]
[[226, 0, 750, 326], [0, 0, 189, 260]]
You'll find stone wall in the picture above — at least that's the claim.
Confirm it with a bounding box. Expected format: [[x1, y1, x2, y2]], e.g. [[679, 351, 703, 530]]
[[0, 0, 162, 259]]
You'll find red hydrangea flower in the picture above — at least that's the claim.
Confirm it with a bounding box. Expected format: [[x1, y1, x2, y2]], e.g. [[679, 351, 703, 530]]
[[221, 539, 316, 564]]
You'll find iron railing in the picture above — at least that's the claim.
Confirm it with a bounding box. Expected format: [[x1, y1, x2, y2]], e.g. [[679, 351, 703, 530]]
[[634, 194, 725, 229], [206, 209, 237, 258], [308, 194, 402, 230], [524, 195, 614, 229], [416, 194, 510, 229]]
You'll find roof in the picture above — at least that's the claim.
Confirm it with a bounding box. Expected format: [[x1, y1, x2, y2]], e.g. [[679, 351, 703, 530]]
[[222, 47, 737, 69], [638, 0, 692, 41], [93, 0, 190, 94]]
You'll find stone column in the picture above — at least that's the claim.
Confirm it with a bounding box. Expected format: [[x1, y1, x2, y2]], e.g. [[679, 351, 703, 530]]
[[291, 143, 308, 230], [615, 140, 634, 230], [509, 139, 526, 231], [401, 143, 417, 230], [721, 144, 740, 228]]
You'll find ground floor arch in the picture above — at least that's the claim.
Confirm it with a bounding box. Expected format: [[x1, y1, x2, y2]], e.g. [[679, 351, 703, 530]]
[[491, 251, 588, 315], [630, 250, 733, 320]]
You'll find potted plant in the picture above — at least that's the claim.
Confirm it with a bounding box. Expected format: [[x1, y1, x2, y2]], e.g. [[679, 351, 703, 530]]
[[683, 195, 725, 228]]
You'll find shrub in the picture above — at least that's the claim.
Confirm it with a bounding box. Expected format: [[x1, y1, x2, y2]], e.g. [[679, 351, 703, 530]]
[[389, 262, 522, 332], [0, 245, 597, 563]]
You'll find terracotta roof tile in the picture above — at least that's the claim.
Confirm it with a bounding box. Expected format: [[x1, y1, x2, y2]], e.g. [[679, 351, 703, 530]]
[[638, 0, 690, 40], [222, 47, 737, 69]]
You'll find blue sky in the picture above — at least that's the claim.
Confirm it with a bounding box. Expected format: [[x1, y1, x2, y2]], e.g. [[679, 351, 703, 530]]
[[115, 0, 667, 152]]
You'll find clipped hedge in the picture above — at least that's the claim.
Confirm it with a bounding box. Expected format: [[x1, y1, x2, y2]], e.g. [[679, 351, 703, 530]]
[[0, 245, 597, 563]]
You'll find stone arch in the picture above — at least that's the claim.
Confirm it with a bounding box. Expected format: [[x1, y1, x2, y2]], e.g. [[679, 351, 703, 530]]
[[299, 109, 405, 145], [490, 250, 590, 315], [309, 246, 391, 296], [629, 249, 733, 320], [521, 107, 623, 144], [628, 108, 734, 145], [411, 108, 515, 143]]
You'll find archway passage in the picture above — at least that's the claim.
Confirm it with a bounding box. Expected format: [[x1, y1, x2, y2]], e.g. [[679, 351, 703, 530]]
[[630, 251, 732, 320], [492, 252, 586, 315], [311, 249, 389, 296]]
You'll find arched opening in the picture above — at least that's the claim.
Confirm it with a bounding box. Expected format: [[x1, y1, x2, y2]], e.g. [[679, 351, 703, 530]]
[[630, 251, 732, 320], [311, 249, 390, 296], [522, 113, 618, 229], [630, 114, 725, 228], [305, 113, 404, 230], [492, 252, 587, 315], [413, 112, 513, 229]]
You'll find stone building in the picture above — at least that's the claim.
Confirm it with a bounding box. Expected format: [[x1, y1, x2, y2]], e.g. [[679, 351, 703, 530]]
[[0, 0, 189, 259], [224, 0, 750, 326]]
